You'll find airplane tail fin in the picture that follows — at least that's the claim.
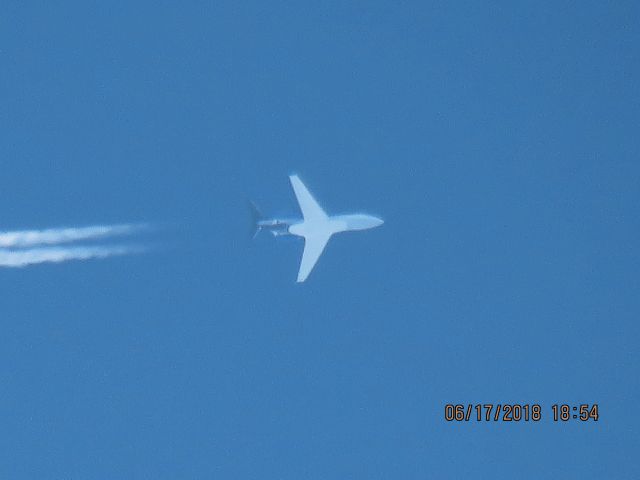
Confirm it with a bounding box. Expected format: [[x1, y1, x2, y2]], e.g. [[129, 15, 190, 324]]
[[249, 201, 263, 238]]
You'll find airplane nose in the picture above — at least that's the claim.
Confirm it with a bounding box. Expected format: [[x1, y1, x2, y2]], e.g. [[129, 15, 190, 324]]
[[374, 217, 384, 227]]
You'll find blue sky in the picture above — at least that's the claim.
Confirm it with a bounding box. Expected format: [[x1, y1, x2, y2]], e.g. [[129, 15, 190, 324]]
[[1, 1, 638, 478]]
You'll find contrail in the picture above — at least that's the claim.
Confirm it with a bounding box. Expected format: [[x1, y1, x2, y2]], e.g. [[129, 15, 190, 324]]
[[0, 245, 144, 268], [0, 224, 146, 248], [0, 223, 150, 268]]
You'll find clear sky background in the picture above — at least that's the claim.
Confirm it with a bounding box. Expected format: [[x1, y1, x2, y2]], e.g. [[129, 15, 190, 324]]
[[1, 1, 638, 478]]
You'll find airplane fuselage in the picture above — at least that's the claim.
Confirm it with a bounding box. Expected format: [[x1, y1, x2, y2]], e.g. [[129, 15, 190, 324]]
[[259, 214, 383, 238]]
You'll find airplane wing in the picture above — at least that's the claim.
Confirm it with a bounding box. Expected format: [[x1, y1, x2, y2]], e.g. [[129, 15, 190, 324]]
[[297, 232, 332, 282], [289, 175, 327, 221]]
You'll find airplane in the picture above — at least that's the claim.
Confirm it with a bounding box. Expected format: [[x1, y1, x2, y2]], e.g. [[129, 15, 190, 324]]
[[252, 174, 384, 282]]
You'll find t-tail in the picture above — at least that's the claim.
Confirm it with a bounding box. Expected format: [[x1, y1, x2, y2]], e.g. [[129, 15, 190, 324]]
[[249, 201, 263, 238]]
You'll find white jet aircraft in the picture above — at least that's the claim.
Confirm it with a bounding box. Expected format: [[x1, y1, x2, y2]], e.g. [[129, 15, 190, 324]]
[[252, 174, 384, 282]]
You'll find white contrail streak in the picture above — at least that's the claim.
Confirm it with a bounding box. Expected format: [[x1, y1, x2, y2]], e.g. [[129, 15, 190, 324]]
[[0, 224, 146, 248], [0, 245, 143, 268]]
